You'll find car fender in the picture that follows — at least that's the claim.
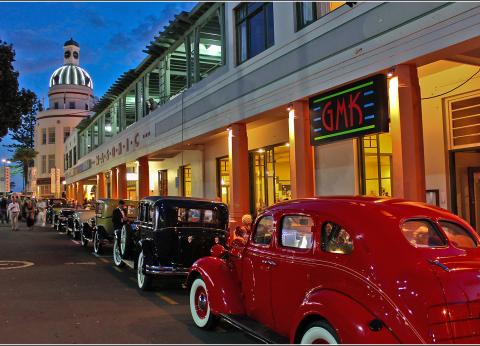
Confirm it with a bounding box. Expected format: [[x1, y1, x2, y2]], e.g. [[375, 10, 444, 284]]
[[139, 239, 154, 263], [290, 289, 402, 344], [187, 257, 245, 315]]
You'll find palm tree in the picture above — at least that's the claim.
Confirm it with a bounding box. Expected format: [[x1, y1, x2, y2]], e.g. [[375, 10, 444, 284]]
[[12, 147, 37, 192]]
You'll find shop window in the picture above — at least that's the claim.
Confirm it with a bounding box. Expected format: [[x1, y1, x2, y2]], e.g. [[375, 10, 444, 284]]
[[252, 215, 274, 245], [401, 219, 446, 248], [280, 215, 314, 249], [41, 128, 47, 145], [48, 127, 55, 144], [360, 133, 392, 197], [295, 2, 346, 31], [217, 157, 230, 205], [235, 2, 274, 64], [321, 221, 354, 254], [439, 221, 477, 249], [158, 169, 168, 196], [251, 143, 291, 215], [180, 164, 192, 197]]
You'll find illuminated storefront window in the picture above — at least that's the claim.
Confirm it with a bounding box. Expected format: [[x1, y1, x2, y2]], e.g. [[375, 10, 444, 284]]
[[250, 143, 291, 215], [360, 133, 392, 197], [181, 164, 192, 197], [217, 157, 230, 205]]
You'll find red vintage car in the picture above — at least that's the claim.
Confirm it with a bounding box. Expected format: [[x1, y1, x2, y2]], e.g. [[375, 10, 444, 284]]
[[186, 196, 480, 344]]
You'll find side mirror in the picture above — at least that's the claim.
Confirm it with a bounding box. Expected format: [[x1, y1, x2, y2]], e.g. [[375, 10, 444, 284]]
[[211, 244, 227, 258]]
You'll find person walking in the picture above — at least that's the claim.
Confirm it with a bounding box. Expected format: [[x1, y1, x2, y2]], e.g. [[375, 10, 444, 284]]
[[7, 196, 20, 231], [37, 199, 47, 227], [0, 197, 7, 224], [25, 199, 35, 228]]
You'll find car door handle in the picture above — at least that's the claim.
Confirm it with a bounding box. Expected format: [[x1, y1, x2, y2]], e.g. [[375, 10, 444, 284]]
[[261, 259, 277, 267]]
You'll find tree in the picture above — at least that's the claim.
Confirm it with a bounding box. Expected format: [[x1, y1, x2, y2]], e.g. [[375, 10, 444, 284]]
[[11, 147, 37, 191], [0, 40, 26, 140], [8, 90, 42, 149]]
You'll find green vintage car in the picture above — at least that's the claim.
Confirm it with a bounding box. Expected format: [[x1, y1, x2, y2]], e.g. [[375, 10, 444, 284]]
[[80, 199, 138, 255]]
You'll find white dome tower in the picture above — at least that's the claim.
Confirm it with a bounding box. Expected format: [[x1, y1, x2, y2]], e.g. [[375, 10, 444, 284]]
[[33, 39, 95, 198]]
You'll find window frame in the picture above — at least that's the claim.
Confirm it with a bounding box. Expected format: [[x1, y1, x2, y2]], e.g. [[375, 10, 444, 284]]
[[251, 214, 275, 247], [235, 2, 275, 65], [278, 213, 315, 252]]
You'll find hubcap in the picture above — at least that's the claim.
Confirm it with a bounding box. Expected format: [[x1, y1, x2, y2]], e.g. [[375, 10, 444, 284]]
[[195, 286, 208, 319]]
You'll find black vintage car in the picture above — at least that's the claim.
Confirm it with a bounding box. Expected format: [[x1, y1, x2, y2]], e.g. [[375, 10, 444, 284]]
[[113, 197, 229, 291], [46, 198, 68, 225], [54, 208, 76, 232]]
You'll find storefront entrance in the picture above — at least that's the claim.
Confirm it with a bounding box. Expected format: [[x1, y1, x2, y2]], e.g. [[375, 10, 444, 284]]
[[249, 143, 291, 215]]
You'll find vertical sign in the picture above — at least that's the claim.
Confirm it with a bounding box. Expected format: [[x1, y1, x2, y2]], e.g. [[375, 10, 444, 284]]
[[30, 167, 37, 195], [50, 168, 56, 194], [55, 168, 61, 198], [5, 167, 10, 193], [310, 74, 389, 145]]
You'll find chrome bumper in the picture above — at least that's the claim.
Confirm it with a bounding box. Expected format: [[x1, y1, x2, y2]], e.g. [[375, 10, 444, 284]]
[[144, 265, 189, 276]]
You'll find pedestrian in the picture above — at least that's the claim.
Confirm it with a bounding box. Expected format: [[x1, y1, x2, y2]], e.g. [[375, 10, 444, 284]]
[[0, 197, 7, 224], [37, 199, 46, 227], [25, 199, 35, 228], [7, 196, 20, 231], [112, 200, 128, 232], [234, 214, 253, 241]]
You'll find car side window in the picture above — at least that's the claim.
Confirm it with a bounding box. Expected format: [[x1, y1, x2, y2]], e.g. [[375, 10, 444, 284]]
[[321, 221, 354, 254], [401, 219, 446, 248], [439, 221, 477, 249], [280, 215, 314, 249], [252, 215, 274, 245], [148, 205, 155, 223]]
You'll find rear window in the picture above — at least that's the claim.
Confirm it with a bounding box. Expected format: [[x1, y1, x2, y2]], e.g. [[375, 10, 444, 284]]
[[174, 207, 223, 228], [401, 220, 446, 248], [439, 221, 478, 249]]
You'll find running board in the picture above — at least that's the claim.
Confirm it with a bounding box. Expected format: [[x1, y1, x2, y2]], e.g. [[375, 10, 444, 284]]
[[220, 314, 288, 344]]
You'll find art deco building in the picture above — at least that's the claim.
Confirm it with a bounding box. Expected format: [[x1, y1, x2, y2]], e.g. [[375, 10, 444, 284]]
[[33, 38, 95, 197]]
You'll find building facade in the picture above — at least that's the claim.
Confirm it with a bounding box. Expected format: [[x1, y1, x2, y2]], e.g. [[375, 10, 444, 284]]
[[34, 39, 95, 198], [64, 2, 480, 231]]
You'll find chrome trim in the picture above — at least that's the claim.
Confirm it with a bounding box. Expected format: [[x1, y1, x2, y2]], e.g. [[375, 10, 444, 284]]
[[144, 264, 188, 276]]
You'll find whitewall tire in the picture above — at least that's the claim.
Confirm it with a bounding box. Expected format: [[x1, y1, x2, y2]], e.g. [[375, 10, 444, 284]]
[[190, 277, 217, 329], [137, 251, 152, 291], [113, 238, 125, 267], [300, 321, 339, 344]]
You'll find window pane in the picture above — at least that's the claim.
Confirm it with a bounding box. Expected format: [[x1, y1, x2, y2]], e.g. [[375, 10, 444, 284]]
[[321, 221, 354, 254], [249, 11, 266, 58], [239, 22, 247, 63], [281, 215, 314, 249], [401, 220, 446, 248], [439, 221, 477, 249], [266, 2, 274, 47], [253, 215, 274, 245]]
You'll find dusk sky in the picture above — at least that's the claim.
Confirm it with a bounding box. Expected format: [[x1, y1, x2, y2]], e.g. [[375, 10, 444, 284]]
[[0, 1, 196, 190]]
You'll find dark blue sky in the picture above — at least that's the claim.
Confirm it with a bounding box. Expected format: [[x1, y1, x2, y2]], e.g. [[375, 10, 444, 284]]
[[0, 1, 196, 190]]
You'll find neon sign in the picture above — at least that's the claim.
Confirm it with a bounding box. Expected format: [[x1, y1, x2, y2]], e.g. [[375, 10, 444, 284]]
[[310, 74, 389, 145]]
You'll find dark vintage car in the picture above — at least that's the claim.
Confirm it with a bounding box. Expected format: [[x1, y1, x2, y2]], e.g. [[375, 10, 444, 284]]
[[80, 199, 138, 254], [187, 197, 480, 344], [54, 208, 76, 232], [113, 196, 229, 291], [46, 198, 68, 225], [67, 208, 96, 240]]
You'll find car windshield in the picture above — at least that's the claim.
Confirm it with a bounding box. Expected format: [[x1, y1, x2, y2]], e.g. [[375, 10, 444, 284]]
[[167, 206, 225, 229], [401, 219, 446, 248], [439, 221, 478, 249]]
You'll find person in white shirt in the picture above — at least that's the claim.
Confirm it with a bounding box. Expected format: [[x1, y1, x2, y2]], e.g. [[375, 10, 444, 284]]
[[37, 200, 47, 227], [7, 196, 21, 231]]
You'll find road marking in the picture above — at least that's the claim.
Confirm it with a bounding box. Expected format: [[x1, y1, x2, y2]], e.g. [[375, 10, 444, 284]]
[[156, 293, 179, 305], [65, 262, 96, 265], [99, 258, 110, 264], [71, 240, 80, 245], [113, 266, 123, 273], [0, 260, 34, 270]]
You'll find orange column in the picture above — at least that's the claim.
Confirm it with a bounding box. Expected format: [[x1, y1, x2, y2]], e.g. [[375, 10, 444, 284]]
[[228, 123, 250, 230], [391, 64, 426, 202], [111, 168, 118, 199], [97, 172, 106, 199], [289, 101, 315, 199], [76, 181, 84, 204], [117, 164, 127, 200], [137, 156, 150, 200]]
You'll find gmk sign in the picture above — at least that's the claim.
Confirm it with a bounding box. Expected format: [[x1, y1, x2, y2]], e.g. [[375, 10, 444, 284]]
[[309, 74, 389, 145]]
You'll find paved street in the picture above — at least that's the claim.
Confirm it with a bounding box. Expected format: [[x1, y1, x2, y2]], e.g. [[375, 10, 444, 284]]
[[0, 222, 257, 344]]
